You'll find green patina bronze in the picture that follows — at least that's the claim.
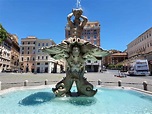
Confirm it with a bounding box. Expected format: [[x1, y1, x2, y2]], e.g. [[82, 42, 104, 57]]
[[41, 9, 109, 97]]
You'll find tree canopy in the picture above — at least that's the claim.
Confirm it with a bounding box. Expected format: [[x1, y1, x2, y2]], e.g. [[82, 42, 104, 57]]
[[0, 24, 8, 43]]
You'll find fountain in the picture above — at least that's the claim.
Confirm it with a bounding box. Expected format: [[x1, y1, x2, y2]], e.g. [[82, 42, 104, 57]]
[[1, 2, 152, 114], [41, 3, 109, 97]]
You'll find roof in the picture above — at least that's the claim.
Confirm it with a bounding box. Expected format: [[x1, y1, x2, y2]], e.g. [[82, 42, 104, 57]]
[[112, 52, 127, 56]]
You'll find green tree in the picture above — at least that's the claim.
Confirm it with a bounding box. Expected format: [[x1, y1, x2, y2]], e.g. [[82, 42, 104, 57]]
[[107, 64, 115, 69], [0, 24, 8, 43], [116, 64, 123, 70]]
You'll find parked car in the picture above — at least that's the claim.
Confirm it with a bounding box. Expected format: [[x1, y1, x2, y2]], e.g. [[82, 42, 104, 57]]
[[4, 69, 12, 73], [12, 70, 18, 73]]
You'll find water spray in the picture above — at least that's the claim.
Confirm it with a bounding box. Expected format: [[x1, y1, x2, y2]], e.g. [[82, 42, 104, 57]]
[[76, 0, 81, 9]]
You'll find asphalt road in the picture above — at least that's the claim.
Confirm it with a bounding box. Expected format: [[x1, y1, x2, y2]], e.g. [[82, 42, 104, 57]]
[[0, 70, 152, 91]]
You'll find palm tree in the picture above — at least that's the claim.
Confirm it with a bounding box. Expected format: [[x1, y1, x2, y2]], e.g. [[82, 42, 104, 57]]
[[0, 24, 8, 43]]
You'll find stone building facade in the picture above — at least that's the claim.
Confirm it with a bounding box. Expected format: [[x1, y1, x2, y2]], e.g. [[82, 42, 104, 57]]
[[20, 36, 64, 73], [20, 36, 37, 73], [127, 27, 152, 74], [0, 33, 20, 72], [104, 52, 128, 66], [10, 34, 20, 72], [0, 36, 12, 72]]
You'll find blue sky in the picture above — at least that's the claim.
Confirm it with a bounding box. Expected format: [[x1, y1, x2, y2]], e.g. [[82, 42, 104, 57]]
[[0, 0, 152, 51]]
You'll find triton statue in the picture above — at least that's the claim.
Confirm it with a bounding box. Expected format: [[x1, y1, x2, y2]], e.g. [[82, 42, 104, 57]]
[[67, 8, 88, 38], [41, 8, 109, 97]]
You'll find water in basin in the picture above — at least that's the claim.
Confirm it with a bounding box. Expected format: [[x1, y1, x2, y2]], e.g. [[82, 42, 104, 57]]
[[0, 87, 152, 114]]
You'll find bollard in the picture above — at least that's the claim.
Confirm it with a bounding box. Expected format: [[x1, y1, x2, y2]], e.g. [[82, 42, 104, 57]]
[[118, 80, 122, 87], [45, 79, 48, 85], [143, 81, 147, 91], [0, 81, 1, 90], [24, 80, 28, 86], [98, 79, 101, 85]]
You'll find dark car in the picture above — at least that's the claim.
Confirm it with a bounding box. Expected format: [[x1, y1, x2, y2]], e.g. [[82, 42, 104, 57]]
[[4, 69, 12, 73]]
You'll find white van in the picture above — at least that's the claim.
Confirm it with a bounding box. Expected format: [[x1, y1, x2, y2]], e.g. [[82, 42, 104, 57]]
[[128, 59, 150, 76]]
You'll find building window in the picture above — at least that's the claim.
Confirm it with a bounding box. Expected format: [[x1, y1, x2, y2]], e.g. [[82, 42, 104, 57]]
[[94, 41, 97, 45], [21, 57, 24, 61], [87, 30, 90, 34], [22, 47, 24, 50], [27, 51, 29, 54], [38, 56, 40, 60], [45, 62, 48, 65], [28, 47, 30, 50], [81, 36, 84, 39], [38, 43, 40, 46], [46, 56, 48, 60], [33, 47, 35, 50], [94, 30, 97, 34], [87, 36, 90, 40], [46, 43, 48, 46], [22, 42, 24, 45], [94, 35, 97, 39], [33, 42, 35, 44], [33, 57, 35, 61], [22, 51, 24, 54], [68, 31, 70, 35], [28, 42, 30, 44], [42, 56, 44, 59], [42, 43, 44, 46], [37, 63, 40, 65], [27, 57, 29, 61]]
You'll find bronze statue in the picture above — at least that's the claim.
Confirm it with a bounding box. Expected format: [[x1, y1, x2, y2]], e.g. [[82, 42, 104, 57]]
[[41, 8, 109, 97], [67, 8, 88, 38]]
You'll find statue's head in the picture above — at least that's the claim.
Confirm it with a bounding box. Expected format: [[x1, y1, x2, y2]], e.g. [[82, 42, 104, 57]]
[[72, 8, 83, 18], [72, 46, 80, 56]]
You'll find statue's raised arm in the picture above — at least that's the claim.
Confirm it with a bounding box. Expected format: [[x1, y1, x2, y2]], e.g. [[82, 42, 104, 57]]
[[67, 12, 74, 27], [80, 14, 88, 28]]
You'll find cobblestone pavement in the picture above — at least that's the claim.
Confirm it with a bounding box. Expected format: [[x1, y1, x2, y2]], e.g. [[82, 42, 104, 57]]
[[0, 70, 152, 91]]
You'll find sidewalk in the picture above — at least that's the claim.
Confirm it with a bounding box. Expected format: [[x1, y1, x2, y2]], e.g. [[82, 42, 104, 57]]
[[0, 71, 152, 91]]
